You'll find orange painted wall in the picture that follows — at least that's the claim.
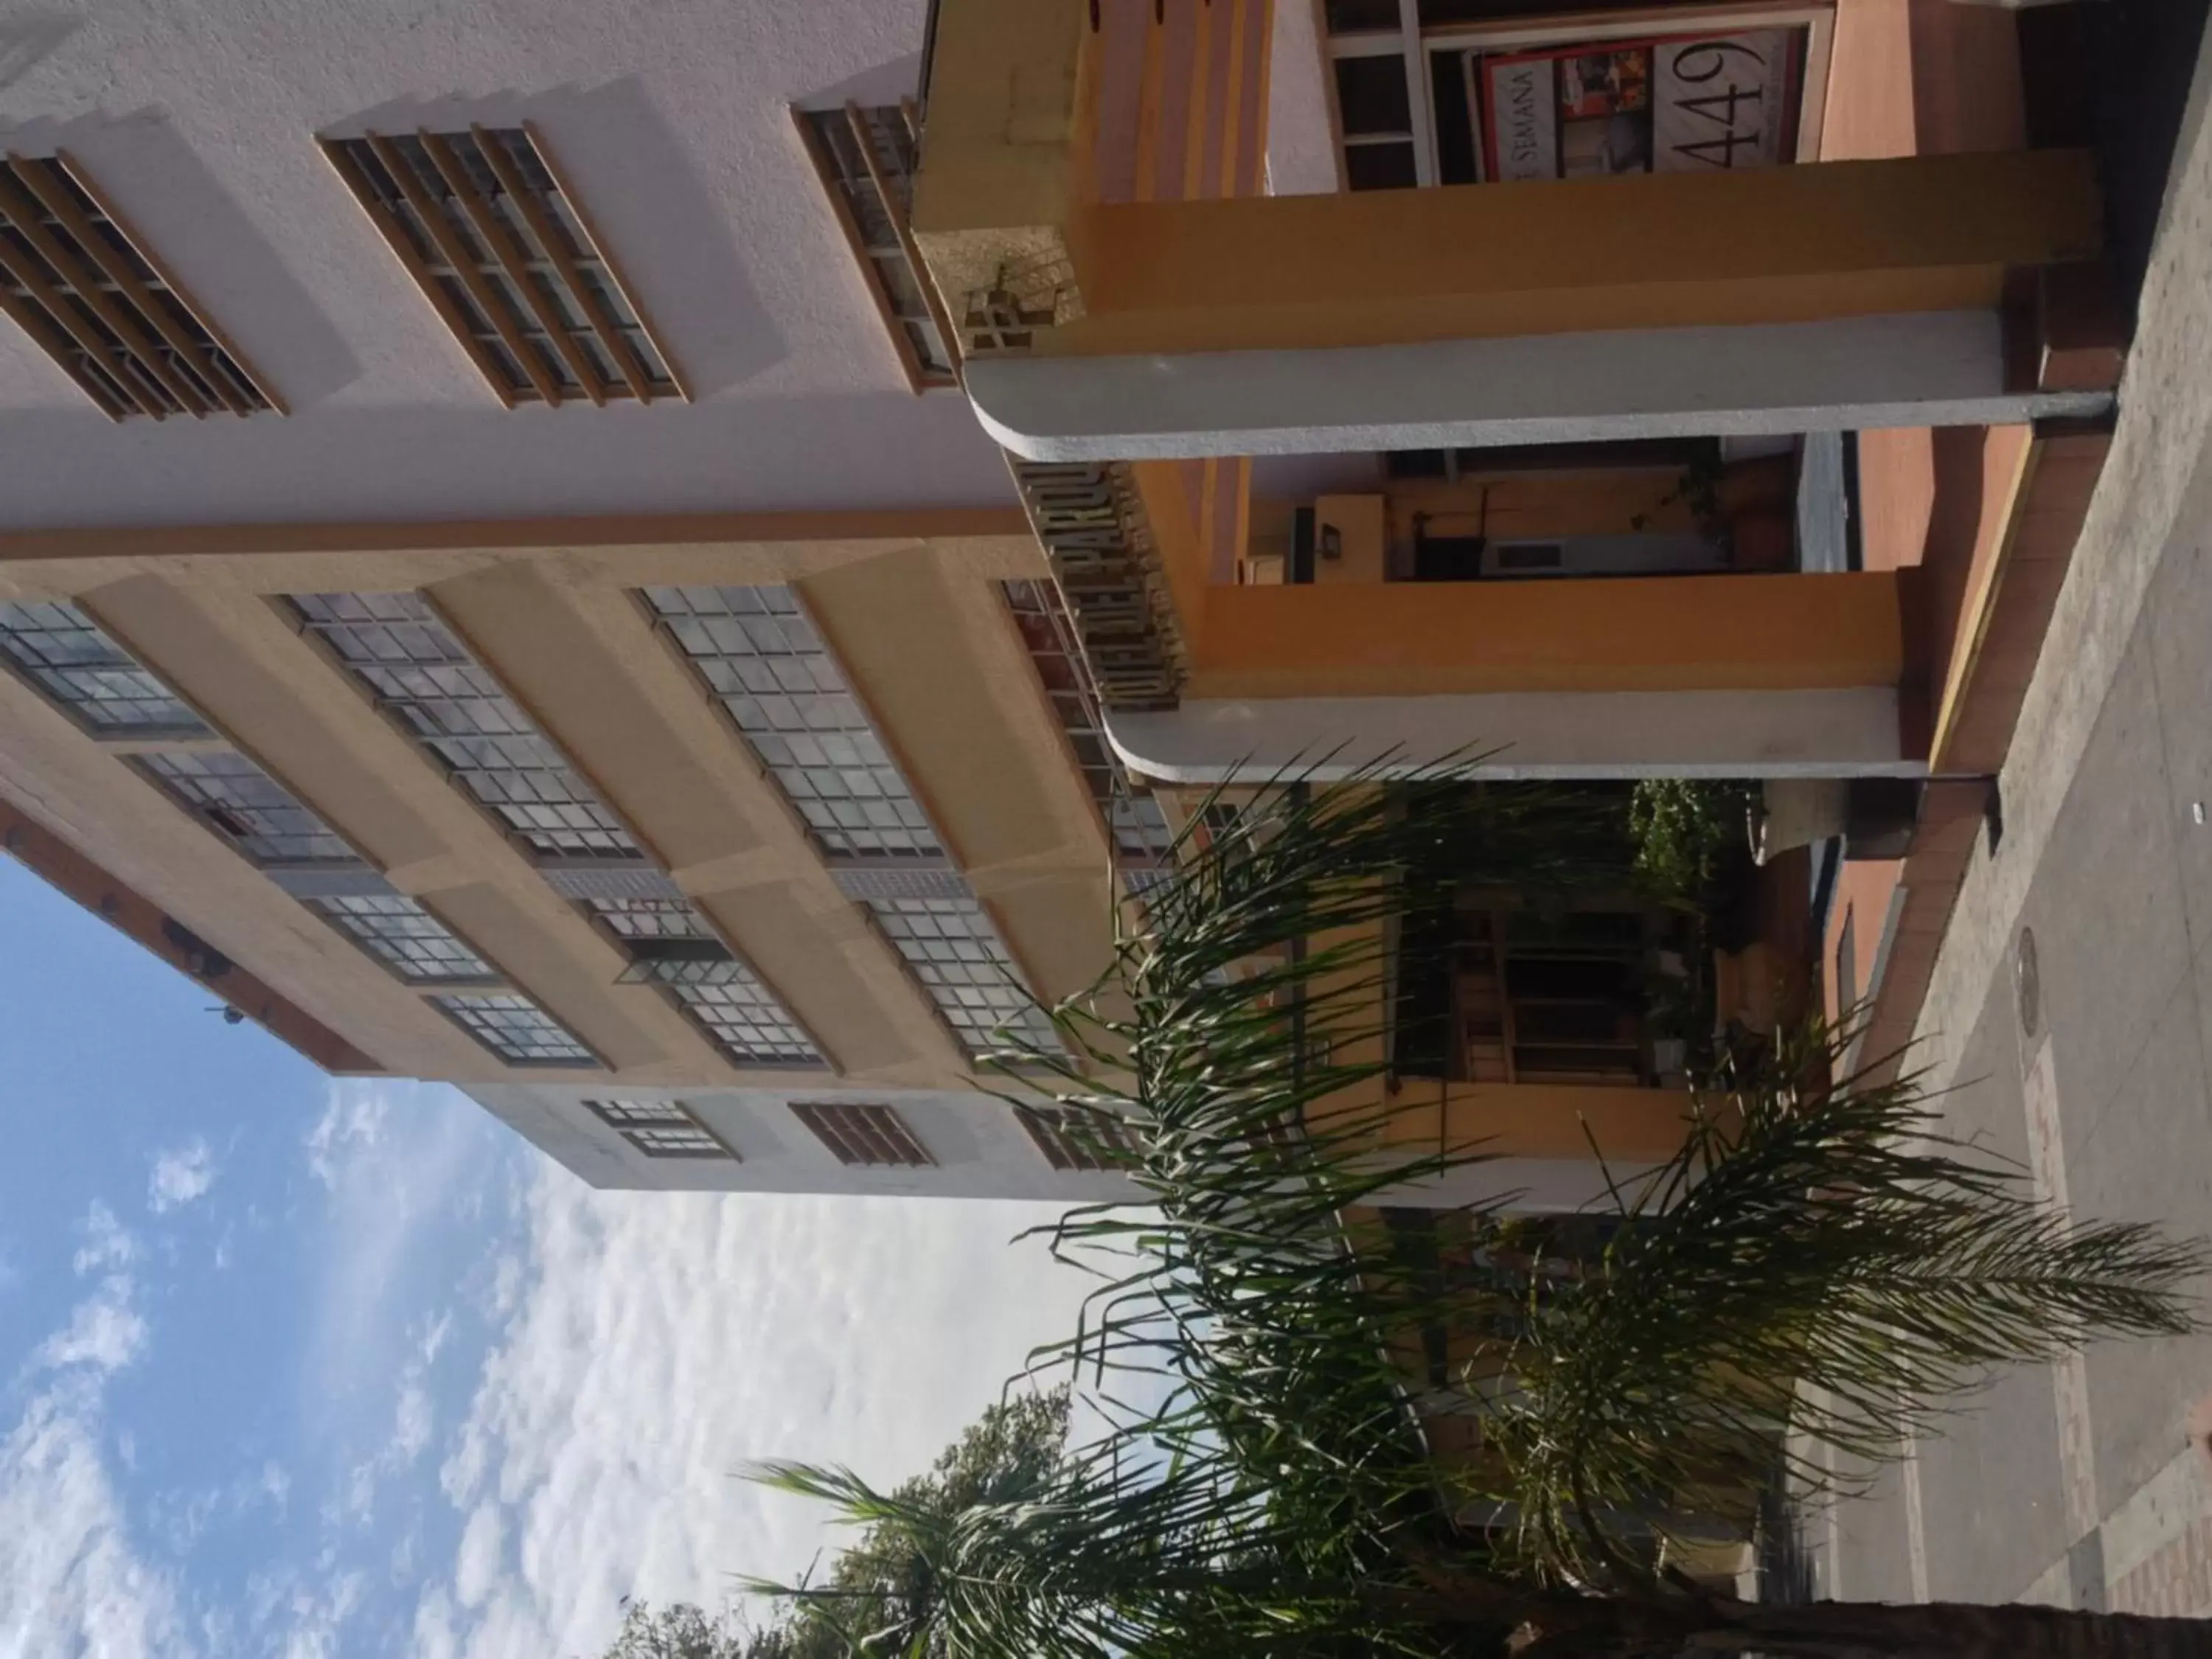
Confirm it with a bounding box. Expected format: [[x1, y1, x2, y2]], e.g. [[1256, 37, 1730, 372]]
[[1189, 572, 1905, 699]]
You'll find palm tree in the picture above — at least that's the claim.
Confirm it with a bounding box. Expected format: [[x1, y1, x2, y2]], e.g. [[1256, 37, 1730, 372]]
[[754, 767, 2212, 1658]]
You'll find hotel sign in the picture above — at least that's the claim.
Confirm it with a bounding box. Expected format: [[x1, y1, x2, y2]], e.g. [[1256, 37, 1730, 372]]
[[1010, 461, 1186, 711]]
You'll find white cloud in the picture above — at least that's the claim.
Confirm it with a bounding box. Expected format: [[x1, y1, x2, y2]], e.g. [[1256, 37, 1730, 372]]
[[0, 1290, 189, 1659], [298, 1084, 507, 1435], [72, 1201, 139, 1276], [304, 1091, 390, 1191], [32, 1287, 147, 1376], [147, 1141, 217, 1214], [38, 1206, 148, 1379], [453, 1503, 504, 1610], [420, 1164, 1099, 1659], [393, 1380, 434, 1467]]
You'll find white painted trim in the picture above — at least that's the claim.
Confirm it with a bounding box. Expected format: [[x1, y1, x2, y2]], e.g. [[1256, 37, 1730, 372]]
[[1397, 0, 1439, 188], [964, 312, 2114, 462], [1107, 688, 1921, 785]]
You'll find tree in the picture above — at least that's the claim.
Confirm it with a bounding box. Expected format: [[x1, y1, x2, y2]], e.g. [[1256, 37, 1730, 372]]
[[606, 1388, 1071, 1659], [599, 1600, 750, 1659], [762, 1387, 1071, 1659], [752, 768, 2212, 1658]]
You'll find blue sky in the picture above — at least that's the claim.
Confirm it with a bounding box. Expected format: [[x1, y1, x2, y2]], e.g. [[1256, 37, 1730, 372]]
[[0, 857, 1097, 1658]]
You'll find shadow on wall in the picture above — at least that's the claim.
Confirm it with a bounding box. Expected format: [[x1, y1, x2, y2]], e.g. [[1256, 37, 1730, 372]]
[[0, 107, 365, 411], [796, 50, 923, 114], [335, 77, 788, 398], [0, 12, 76, 93]]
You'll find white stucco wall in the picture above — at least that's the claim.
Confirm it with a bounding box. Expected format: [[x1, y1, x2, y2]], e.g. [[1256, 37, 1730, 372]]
[[470, 1082, 1146, 1201], [0, 0, 1015, 526]]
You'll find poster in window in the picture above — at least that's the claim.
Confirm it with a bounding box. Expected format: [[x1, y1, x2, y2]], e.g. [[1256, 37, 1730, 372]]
[[1477, 29, 1799, 183]]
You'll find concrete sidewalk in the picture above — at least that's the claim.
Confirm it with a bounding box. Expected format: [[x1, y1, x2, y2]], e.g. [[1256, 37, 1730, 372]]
[[1813, 8, 2212, 1615]]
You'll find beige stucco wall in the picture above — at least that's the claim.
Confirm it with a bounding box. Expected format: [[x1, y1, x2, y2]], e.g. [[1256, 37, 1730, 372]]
[[0, 516, 1116, 1107]]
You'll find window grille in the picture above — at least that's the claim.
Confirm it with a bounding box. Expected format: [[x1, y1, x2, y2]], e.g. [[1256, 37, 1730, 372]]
[[432, 992, 594, 1065], [290, 591, 640, 862], [0, 152, 278, 418], [0, 600, 206, 736], [321, 126, 684, 406], [791, 1100, 934, 1166], [793, 104, 957, 391], [135, 750, 355, 866], [643, 585, 941, 859]]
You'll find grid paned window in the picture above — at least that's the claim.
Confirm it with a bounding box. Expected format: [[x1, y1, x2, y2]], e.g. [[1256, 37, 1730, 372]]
[[622, 1121, 734, 1159], [321, 127, 684, 407], [1000, 580, 1175, 863], [794, 105, 956, 390], [307, 892, 495, 983], [585, 895, 711, 939], [584, 1097, 689, 1127], [867, 896, 1057, 1054], [290, 592, 639, 862], [1018, 1104, 1144, 1172], [433, 992, 594, 1065], [136, 750, 355, 866], [0, 152, 276, 419], [792, 1100, 934, 1167], [0, 600, 206, 736], [644, 585, 940, 859], [670, 977, 821, 1066]]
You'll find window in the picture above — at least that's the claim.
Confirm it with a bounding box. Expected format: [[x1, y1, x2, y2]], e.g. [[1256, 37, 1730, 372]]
[[643, 585, 941, 859], [135, 750, 355, 865], [320, 126, 684, 406], [584, 1098, 688, 1126], [667, 975, 821, 1066], [622, 1121, 734, 1160], [1018, 1103, 1143, 1172], [432, 992, 595, 1065], [791, 1100, 934, 1167], [793, 104, 957, 392], [0, 153, 278, 419], [290, 592, 639, 862], [0, 600, 207, 736], [868, 897, 1057, 1054], [585, 895, 710, 939], [583, 1099, 733, 1159], [585, 897, 823, 1065], [306, 892, 496, 983], [1000, 580, 1175, 864]]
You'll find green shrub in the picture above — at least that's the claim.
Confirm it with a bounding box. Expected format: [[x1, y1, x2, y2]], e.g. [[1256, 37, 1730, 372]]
[[1629, 779, 1753, 902]]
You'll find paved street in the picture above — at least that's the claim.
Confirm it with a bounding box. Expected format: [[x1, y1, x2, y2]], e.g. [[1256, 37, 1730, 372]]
[[1812, 8, 2212, 1615]]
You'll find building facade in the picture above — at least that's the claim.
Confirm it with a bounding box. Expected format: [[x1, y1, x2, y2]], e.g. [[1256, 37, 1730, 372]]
[[0, 0, 2118, 1198]]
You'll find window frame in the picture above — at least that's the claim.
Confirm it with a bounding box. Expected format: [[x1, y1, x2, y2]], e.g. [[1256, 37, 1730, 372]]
[[0, 150, 282, 420], [637, 583, 949, 863], [864, 894, 1060, 1059], [318, 123, 688, 408], [431, 991, 602, 1068], [131, 748, 361, 869], [302, 889, 506, 987], [284, 590, 652, 866], [790, 1099, 936, 1168], [1016, 1102, 1144, 1172], [790, 101, 960, 394], [0, 598, 212, 741]]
